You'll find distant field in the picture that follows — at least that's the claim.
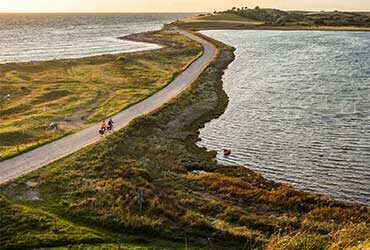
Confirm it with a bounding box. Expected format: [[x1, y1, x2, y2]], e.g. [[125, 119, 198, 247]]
[[179, 11, 370, 31], [192, 13, 263, 23], [0, 30, 202, 160], [180, 13, 264, 30]]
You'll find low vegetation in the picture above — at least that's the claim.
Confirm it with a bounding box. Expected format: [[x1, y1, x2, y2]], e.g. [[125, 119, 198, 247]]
[[0, 30, 202, 160], [1, 28, 369, 249], [177, 8, 370, 31], [222, 7, 370, 26], [0, 195, 104, 249]]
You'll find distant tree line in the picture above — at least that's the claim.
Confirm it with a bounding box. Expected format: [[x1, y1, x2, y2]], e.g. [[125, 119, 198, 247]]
[[212, 6, 370, 27]]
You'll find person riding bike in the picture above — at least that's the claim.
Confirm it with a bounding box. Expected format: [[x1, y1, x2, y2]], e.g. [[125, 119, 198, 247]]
[[99, 120, 107, 135], [107, 118, 114, 131]]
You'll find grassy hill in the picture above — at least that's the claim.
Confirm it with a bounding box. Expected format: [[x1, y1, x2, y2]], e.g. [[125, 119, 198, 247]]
[[178, 8, 370, 31], [1, 30, 369, 249], [183, 13, 264, 25], [221, 8, 370, 27]]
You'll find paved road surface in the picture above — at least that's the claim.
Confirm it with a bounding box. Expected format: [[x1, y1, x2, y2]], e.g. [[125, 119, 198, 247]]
[[0, 28, 216, 185]]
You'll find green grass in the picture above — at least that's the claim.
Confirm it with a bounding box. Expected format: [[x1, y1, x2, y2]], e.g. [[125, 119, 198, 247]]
[[1, 28, 370, 249], [0, 195, 104, 250], [45, 242, 190, 250], [0, 30, 202, 160], [0, 196, 189, 250]]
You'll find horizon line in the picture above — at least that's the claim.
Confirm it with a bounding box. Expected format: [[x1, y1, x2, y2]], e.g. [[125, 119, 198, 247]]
[[0, 9, 369, 14], [0, 11, 205, 14]]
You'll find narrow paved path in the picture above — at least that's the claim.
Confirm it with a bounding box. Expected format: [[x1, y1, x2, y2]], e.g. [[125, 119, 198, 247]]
[[0, 28, 217, 185]]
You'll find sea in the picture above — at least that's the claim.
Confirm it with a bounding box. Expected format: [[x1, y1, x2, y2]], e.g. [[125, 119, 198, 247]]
[[0, 13, 197, 63], [198, 30, 370, 206]]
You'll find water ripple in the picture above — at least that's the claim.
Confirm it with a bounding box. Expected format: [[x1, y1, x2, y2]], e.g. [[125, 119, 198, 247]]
[[0, 13, 197, 63], [199, 30, 370, 206]]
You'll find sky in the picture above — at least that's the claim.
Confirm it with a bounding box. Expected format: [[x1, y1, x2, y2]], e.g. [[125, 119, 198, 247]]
[[0, 0, 369, 13]]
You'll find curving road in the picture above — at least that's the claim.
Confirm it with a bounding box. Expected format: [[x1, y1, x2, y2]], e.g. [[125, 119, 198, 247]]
[[0, 28, 217, 185]]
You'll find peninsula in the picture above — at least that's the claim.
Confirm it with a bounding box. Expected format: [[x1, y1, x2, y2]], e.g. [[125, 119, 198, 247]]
[[1, 9, 369, 250]]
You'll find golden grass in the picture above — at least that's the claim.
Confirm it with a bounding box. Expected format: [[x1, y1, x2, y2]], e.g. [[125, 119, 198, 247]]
[[0, 30, 202, 159], [179, 13, 264, 30], [183, 13, 264, 25]]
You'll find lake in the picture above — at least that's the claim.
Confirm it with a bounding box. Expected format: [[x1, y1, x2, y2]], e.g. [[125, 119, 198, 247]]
[[199, 30, 370, 205]]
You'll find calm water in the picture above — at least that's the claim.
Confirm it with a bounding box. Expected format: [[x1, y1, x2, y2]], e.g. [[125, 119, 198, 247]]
[[0, 13, 196, 63], [199, 30, 370, 205]]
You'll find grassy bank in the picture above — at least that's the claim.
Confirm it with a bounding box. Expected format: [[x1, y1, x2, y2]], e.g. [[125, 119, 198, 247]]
[[178, 11, 370, 31], [0, 195, 104, 249], [0, 30, 202, 160], [1, 28, 369, 249]]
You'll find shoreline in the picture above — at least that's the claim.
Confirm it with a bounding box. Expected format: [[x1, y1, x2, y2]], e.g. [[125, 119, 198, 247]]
[[194, 30, 370, 207], [1, 21, 370, 249], [0, 33, 162, 66], [4, 18, 370, 207], [177, 22, 370, 209], [0, 27, 212, 185], [6, 21, 365, 202], [0, 27, 203, 161], [2, 25, 370, 249], [180, 24, 370, 32], [195, 29, 370, 207]]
